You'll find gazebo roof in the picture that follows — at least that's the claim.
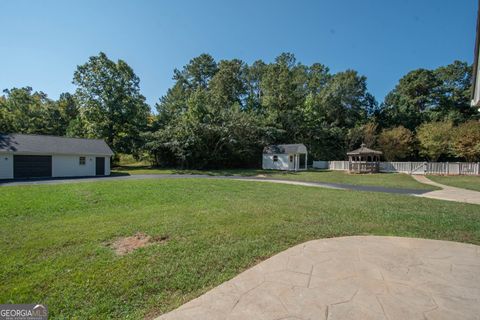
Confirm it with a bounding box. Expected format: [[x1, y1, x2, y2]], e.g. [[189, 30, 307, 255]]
[[347, 143, 382, 156]]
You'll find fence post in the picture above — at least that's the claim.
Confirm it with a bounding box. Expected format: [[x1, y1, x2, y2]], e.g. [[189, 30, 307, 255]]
[[446, 162, 449, 175], [409, 162, 412, 174]]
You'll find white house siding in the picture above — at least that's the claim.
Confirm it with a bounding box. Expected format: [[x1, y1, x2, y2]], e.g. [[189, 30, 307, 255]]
[[0, 154, 111, 179], [473, 61, 480, 106], [262, 154, 290, 170], [52, 155, 96, 177], [104, 157, 111, 175], [288, 154, 295, 170], [52, 155, 111, 177], [0, 153, 13, 179]]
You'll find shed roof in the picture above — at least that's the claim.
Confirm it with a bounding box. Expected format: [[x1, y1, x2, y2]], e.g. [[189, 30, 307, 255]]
[[263, 144, 307, 154], [0, 134, 114, 156], [346, 143, 382, 155]]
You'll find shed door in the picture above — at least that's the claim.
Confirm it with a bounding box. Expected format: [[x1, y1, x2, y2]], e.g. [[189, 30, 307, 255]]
[[95, 157, 105, 176], [299, 154, 306, 168], [13, 155, 52, 179]]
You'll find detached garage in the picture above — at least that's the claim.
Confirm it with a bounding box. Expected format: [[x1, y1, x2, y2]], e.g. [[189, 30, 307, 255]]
[[0, 134, 113, 180]]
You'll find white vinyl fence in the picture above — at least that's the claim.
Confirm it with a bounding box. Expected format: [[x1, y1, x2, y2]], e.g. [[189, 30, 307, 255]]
[[312, 161, 480, 175], [311, 161, 329, 169]]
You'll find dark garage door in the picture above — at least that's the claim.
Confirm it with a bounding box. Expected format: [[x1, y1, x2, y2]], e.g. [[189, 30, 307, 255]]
[[14, 155, 52, 179]]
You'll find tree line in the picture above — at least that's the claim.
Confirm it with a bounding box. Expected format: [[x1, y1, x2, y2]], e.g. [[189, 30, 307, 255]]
[[1, 52, 479, 167]]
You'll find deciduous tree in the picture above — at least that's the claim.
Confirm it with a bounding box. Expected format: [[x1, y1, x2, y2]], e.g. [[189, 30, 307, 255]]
[[451, 120, 480, 161], [377, 126, 414, 161], [73, 52, 150, 154], [0, 87, 75, 136], [416, 121, 453, 161]]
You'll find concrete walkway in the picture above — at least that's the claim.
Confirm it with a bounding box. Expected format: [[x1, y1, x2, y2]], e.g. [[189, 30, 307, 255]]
[[156, 236, 480, 320], [412, 175, 480, 205]]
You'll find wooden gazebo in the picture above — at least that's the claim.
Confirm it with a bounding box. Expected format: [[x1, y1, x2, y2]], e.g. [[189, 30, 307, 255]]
[[347, 143, 382, 173]]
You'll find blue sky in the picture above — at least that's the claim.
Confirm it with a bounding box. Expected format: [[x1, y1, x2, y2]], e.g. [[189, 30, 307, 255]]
[[0, 0, 477, 108]]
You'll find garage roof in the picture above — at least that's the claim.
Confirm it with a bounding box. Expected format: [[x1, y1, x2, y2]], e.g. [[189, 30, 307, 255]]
[[0, 134, 114, 156], [263, 144, 307, 154]]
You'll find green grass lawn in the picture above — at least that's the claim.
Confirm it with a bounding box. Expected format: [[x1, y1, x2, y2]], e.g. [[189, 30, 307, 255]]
[[1, 179, 478, 319], [263, 170, 436, 190], [112, 166, 435, 190], [428, 175, 480, 192], [112, 165, 266, 176]]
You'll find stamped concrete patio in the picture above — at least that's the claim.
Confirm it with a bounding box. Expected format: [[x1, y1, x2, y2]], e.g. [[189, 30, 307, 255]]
[[156, 236, 480, 320]]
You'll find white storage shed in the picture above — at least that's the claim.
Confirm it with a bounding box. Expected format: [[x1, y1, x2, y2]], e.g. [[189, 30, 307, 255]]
[[262, 144, 308, 171]]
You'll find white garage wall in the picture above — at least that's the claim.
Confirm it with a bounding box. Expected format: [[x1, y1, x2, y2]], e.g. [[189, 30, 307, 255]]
[[0, 153, 13, 179], [262, 154, 290, 170], [104, 157, 111, 175], [1, 154, 111, 179], [52, 155, 96, 177]]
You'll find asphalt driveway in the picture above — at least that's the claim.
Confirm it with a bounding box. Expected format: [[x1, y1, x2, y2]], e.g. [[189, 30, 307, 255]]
[[0, 174, 429, 196]]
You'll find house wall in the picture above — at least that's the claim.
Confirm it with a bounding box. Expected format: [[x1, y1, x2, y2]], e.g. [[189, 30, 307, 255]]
[[52, 155, 96, 177], [104, 157, 111, 175], [473, 53, 480, 107], [0, 153, 14, 179], [0, 154, 111, 179], [288, 154, 295, 170], [53, 155, 111, 177], [262, 154, 290, 170], [262, 153, 308, 171]]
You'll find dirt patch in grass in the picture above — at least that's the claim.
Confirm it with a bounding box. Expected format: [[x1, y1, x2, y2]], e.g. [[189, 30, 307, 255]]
[[108, 232, 169, 255]]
